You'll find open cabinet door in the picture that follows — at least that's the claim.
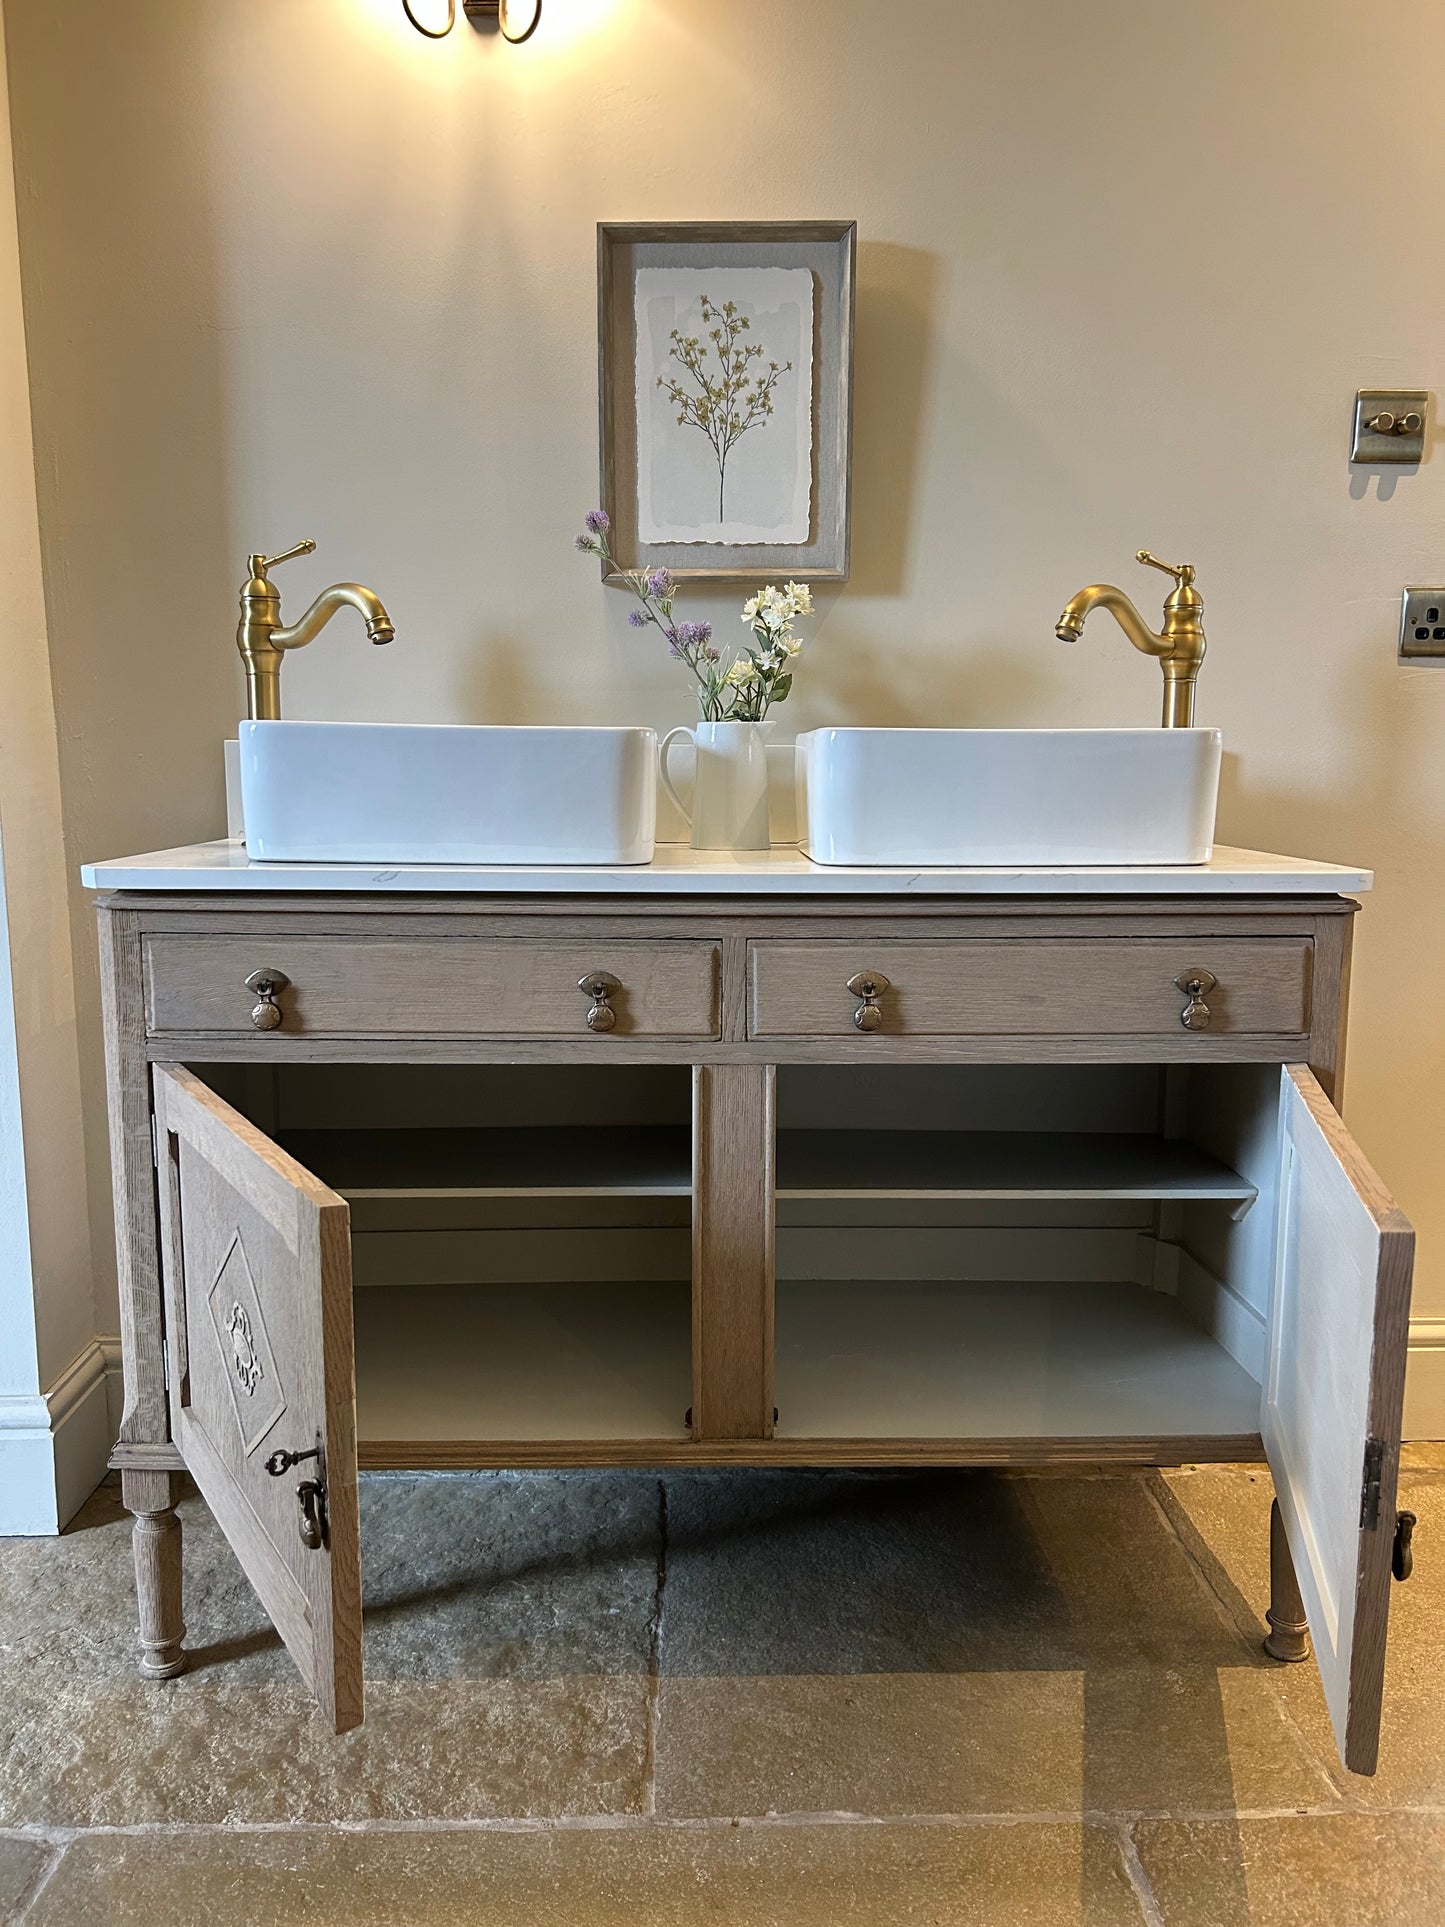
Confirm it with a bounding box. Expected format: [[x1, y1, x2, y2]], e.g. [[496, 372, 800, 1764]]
[[1263, 1066, 1414, 1775], [153, 1064, 363, 1733]]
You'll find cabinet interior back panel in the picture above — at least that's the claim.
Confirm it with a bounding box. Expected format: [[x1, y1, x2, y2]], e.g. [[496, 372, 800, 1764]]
[[777, 1064, 1161, 1132], [775, 1279, 1263, 1440]]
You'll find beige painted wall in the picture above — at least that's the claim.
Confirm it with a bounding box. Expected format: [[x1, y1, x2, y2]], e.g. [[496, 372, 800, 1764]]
[[6, 1, 1445, 1410], [0, 5, 93, 1393]]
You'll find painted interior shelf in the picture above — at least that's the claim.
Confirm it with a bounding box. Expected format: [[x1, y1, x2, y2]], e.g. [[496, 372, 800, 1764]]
[[280, 1123, 1256, 1210], [352, 1275, 1264, 1448], [353, 1280, 692, 1444], [774, 1279, 1263, 1442]]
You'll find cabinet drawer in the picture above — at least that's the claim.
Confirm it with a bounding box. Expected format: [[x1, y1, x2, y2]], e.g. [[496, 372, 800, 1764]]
[[747, 939, 1311, 1039], [146, 936, 721, 1039]]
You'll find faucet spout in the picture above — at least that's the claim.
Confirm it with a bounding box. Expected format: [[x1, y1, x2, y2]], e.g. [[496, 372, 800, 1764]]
[[271, 583, 396, 652], [1055, 551, 1206, 729], [1055, 584, 1168, 658]]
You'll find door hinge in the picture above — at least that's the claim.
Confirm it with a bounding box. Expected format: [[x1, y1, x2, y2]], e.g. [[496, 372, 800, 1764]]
[[161, 1336, 170, 1392], [150, 1115, 159, 1168], [1360, 1435, 1385, 1530]]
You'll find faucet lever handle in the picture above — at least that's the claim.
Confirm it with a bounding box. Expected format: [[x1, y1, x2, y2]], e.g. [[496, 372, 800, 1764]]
[[254, 539, 317, 577], [1136, 549, 1195, 587]]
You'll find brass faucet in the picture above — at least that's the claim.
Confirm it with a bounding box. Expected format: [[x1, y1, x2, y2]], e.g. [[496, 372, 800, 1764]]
[[1055, 551, 1206, 728], [236, 540, 396, 721]]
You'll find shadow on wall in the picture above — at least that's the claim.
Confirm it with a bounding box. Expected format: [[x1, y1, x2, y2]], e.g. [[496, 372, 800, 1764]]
[[454, 629, 556, 725], [848, 242, 941, 599], [1219, 631, 1428, 865], [827, 643, 1055, 729], [6, 0, 240, 1333], [1219, 631, 1445, 1193], [811, 240, 1066, 729]]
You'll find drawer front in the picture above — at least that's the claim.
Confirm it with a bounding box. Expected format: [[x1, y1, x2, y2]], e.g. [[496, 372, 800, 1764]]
[[146, 936, 721, 1039], [748, 939, 1311, 1039]]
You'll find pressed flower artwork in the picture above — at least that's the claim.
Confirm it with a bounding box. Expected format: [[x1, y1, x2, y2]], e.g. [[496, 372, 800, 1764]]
[[634, 267, 814, 546], [597, 222, 854, 581], [659, 294, 795, 522]]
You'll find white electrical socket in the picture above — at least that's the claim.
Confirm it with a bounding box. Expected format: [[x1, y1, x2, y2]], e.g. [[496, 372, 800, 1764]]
[[1399, 588, 1445, 661]]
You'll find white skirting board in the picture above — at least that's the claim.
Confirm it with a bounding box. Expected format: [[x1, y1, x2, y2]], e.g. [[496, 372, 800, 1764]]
[[1405, 1318, 1445, 1441], [0, 1334, 121, 1535]]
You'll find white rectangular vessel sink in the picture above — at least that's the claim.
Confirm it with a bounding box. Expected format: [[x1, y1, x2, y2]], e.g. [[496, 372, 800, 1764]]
[[239, 721, 657, 865], [797, 727, 1222, 867]]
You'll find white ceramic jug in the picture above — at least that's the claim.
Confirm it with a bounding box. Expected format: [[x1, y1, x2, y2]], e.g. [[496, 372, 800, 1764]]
[[660, 720, 773, 852]]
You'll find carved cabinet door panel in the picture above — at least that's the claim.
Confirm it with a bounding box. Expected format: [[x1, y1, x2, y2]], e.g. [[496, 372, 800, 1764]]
[[153, 1064, 363, 1733], [1263, 1066, 1415, 1776]]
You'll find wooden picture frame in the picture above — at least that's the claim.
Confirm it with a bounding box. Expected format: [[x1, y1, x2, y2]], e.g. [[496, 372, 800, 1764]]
[[598, 221, 856, 584]]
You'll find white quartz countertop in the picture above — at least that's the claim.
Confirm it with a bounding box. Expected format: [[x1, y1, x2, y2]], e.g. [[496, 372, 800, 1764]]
[[81, 840, 1374, 896]]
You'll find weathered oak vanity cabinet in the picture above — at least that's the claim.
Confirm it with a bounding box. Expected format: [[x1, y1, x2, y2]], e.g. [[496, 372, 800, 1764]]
[[88, 846, 1413, 1775]]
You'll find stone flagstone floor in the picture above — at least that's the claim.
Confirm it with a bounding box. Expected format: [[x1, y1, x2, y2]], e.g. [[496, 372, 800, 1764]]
[[0, 1453, 1442, 1924]]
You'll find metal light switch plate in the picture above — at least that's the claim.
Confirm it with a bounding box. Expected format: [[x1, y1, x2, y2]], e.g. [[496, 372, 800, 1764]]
[[1352, 389, 1428, 465], [1399, 588, 1445, 661]]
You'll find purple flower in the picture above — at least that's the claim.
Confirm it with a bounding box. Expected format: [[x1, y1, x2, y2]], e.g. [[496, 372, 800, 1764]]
[[574, 534, 595, 552], [646, 568, 672, 598], [676, 620, 712, 650], [627, 610, 648, 628], [584, 509, 610, 534], [662, 623, 681, 657]]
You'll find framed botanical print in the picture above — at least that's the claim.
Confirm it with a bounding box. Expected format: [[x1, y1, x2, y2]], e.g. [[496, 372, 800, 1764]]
[[597, 221, 856, 582]]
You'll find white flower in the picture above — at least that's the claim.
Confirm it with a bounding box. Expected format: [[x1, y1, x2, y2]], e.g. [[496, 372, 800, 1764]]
[[724, 658, 761, 686], [741, 582, 812, 628]]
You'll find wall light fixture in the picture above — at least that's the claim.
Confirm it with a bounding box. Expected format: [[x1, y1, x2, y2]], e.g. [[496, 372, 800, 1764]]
[[402, 0, 542, 41]]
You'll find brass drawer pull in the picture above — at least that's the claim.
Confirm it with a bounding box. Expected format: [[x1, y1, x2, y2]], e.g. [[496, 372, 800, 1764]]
[[244, 967, 290, 1031], [578, 971, 621, 1033], [846, 970, 891, 1032], [1175, 968, 1217, 1031]]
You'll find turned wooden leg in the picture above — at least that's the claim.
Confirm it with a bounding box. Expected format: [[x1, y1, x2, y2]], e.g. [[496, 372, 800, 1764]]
[[122, 1469, 186, 1680], [1264, 1496, 1311, 1663]]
